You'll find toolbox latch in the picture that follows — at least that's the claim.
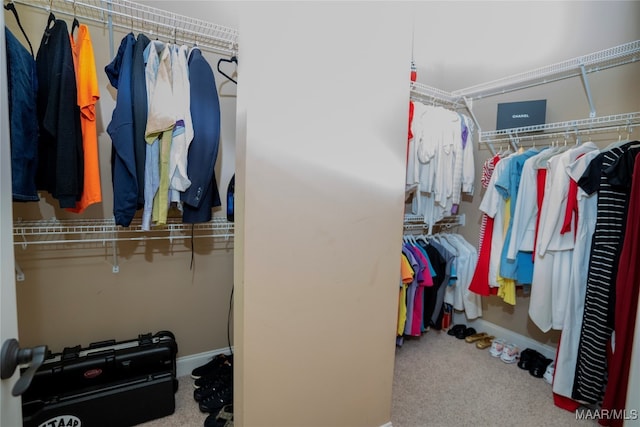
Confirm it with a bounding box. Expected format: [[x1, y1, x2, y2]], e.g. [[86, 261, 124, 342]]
[[61, 345, 81, 361], [138, 333, 153, 346]]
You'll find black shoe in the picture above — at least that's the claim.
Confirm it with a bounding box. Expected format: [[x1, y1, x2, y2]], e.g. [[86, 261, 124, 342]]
[[517, 348, 540, 370], [447, 324, 466, 336], [194, 376, 232, 402], [199, 386, 233, 413], [204, 404, 233, 427], [194, 363, 233, 389], [191, 354, 233, 379], [529, 355, 552, 378]]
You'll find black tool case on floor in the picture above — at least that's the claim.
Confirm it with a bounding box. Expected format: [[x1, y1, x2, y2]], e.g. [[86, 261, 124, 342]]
[[21, 331, 178, 427]]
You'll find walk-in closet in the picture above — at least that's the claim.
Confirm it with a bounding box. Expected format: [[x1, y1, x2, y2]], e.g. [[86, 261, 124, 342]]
[[2, 2, 640, 427]]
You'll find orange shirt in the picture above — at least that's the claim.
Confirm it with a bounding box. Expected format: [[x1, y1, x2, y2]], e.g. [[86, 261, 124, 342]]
[[66, 24, 101, 213]]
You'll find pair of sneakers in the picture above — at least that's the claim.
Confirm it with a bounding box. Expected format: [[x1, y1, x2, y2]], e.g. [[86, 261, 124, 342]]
[[518, 348, 553, 379], [489, 338, 519, 363]]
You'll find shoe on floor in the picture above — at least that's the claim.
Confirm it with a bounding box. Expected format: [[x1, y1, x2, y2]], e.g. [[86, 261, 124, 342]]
[[199, 385, 233, 413], [194, 363, 233, 389], [529, 355, 552, 378], [194, 376, 233, 402], [456, 327, 476, 340], [192, 355, 233, 380], [465, 332, 488, 343], [500, 343, 519, 364], [517, 348, 543, 370], [204, 404, 234, 427], [489, 338, 505, 358], [447, 324, 466, 337], [475, 336, 495, 349], [543, 361, 555, 384]]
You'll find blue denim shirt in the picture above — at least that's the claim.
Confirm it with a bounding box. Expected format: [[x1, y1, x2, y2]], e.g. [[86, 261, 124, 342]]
[[6, 27, 39, 202]]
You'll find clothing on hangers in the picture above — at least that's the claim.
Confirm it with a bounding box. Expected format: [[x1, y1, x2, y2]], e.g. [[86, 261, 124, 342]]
[[4, 26, 39, 202], [572, 142, 638, 403], [106, 33, 137, 226], [407, 103, 476, 226], [36, 14, 84, 209], [132, 33, 151, 208], [181, 47, 222, 224], [65, 21, 101, 214]]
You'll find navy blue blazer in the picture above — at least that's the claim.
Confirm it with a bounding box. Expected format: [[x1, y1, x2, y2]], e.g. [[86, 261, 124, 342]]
[[105, 33, 138, 227], [182, 48, 221, 224]]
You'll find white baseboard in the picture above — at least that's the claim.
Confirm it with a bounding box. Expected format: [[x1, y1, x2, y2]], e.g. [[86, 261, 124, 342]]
[[452, 314, 557, 360], [176, 346, 233, 378], [379, 423, 393, 427]]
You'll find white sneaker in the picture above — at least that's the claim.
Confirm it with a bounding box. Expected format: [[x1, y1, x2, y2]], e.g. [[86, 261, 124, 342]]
[[500, 343, 519, 364], [543, 361, 555, 384], [489, 339, 505, 358]]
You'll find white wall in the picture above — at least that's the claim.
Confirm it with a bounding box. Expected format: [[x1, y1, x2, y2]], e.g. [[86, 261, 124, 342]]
[[0, 8, 23, 426]]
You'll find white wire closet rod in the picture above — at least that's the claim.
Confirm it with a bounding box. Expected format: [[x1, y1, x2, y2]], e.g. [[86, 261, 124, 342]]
[[410, 82, 460, 107], [9, 0, 239, 56], [13, 217, 234, 246], [452, 40, 640, 100], [403, 214, 466, 233], [479, 112, 640, 145]]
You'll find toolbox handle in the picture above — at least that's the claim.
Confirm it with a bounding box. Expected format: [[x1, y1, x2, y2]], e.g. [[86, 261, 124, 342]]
[[89, 339, 117, 349]]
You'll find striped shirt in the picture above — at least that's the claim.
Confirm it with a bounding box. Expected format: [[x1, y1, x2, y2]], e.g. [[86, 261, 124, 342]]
[[572, 142, 638, 403]]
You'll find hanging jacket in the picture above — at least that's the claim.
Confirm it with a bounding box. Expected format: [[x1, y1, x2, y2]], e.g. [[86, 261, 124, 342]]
[[131, 33, 151, 209], [182, 48, 221, 224], [35, 18, 83, 208], [105, 33, 137, 226], [5, 27, 39, 202]]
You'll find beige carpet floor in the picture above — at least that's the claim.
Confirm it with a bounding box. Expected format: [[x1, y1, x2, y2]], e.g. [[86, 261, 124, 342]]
[[141, 330, 599, 427]]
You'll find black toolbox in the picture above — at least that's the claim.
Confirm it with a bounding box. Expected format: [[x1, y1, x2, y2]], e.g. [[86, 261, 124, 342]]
[[21, 331, 178, 427]]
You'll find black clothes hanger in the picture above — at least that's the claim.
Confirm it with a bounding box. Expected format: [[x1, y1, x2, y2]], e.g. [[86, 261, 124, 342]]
[[47, 12, 56, 26], [71, 16, 79, 35], [4, 1, 34, 56], [70, 0, 79, 35], [217, 55, 237, 84]]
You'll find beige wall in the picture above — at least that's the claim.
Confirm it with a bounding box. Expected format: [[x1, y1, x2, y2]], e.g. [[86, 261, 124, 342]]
[[234, 3, 411, 426]]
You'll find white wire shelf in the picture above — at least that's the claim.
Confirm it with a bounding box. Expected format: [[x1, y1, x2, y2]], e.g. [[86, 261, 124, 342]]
[[403, 214, 466, 232], [13, 217, 234, 247], [410, 82, 461, 107], [9, 0, 239, 56], [479, 112, 640, 146], [452, 40, 640, 100]]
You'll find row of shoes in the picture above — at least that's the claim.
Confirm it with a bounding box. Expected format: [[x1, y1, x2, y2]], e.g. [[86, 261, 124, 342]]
[[447, 324, 494, 349], [191, 353, 234, 427], [448, 324, 556, 384], [489, 340, 555, 384]]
